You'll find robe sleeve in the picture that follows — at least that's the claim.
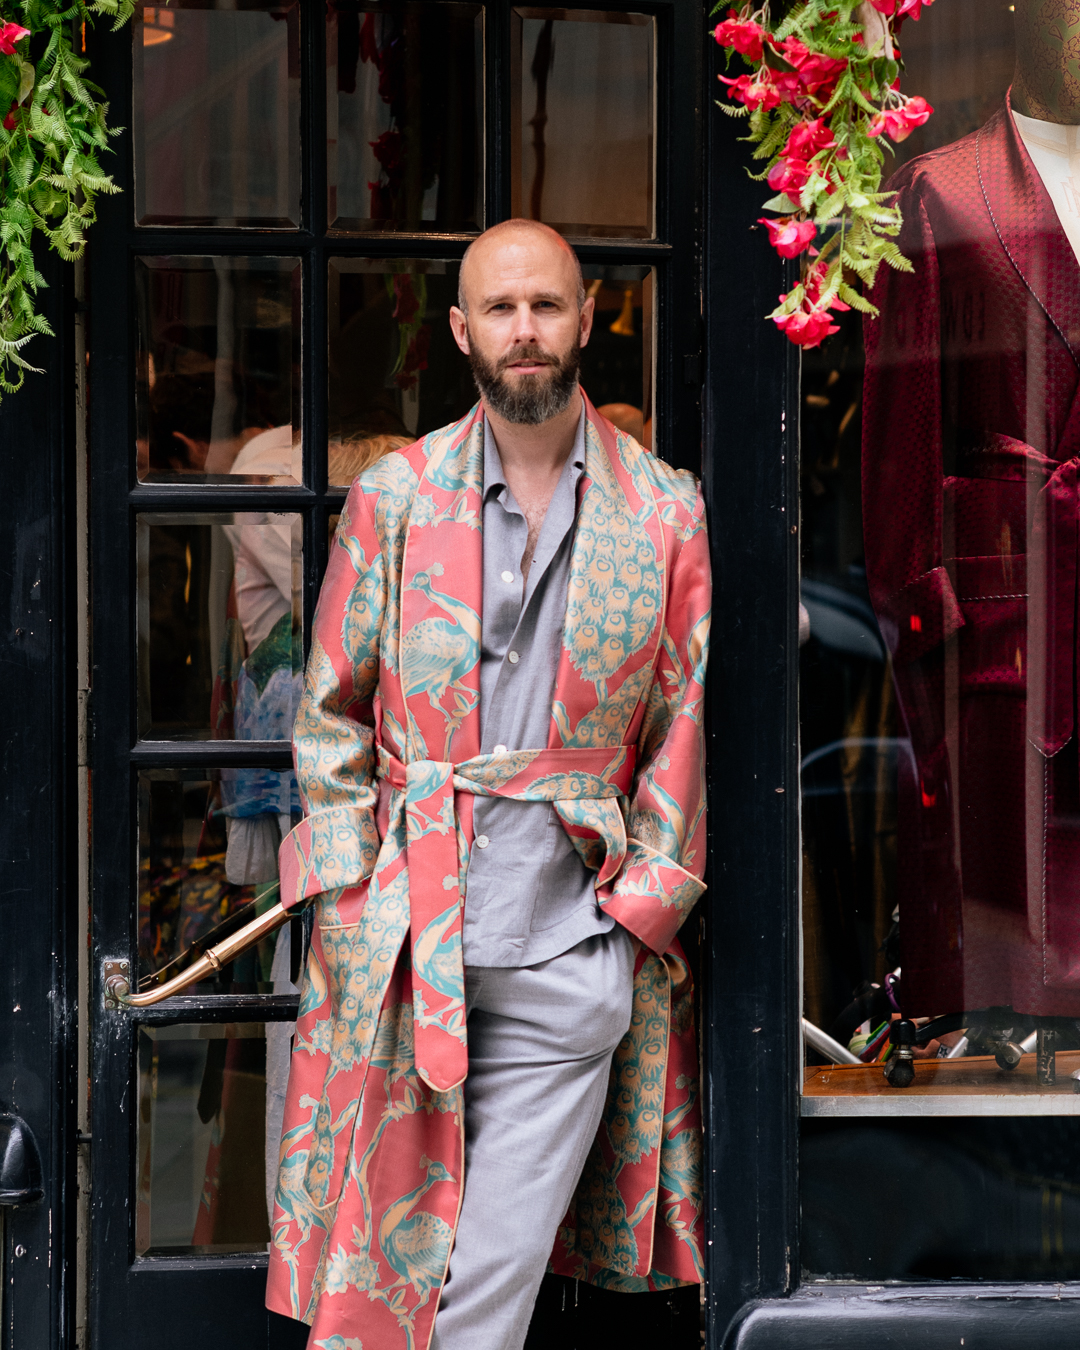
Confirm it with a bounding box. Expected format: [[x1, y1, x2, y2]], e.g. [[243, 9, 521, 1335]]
[[277, 482, 385, 910], [863, 180, 964, 666], [604, 486, 711, 954]]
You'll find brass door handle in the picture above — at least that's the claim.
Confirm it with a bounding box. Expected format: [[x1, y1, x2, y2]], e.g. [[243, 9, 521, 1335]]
[[103, 901, 292, 1008]]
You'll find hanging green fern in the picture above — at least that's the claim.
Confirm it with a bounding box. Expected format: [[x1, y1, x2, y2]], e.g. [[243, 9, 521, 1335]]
[[0, 0, 133, 395]]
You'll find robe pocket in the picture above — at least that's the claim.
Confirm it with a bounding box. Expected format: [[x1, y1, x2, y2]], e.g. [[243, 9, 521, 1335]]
[[948, 554, 1027, 696]]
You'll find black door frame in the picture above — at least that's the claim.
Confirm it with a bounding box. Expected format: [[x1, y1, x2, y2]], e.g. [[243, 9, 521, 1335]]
[[0, 241, 79, 1349], [80, 1, 706, 1346]]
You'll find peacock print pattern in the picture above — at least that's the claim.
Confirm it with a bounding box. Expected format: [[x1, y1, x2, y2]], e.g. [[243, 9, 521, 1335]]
[[268, 398, 711, 1348]]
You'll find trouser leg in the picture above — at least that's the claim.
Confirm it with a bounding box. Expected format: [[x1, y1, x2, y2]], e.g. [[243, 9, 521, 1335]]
[[430, 927, 635, 1350]]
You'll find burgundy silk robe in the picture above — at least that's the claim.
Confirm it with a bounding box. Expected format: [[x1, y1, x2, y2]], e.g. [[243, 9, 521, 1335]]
[[264, 399, 710, 1347], [863, 95, 1080, 1017]]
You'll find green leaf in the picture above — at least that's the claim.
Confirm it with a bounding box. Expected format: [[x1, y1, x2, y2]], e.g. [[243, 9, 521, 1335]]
[[17, 60, 34, 105], [762, 192, 800, 215]]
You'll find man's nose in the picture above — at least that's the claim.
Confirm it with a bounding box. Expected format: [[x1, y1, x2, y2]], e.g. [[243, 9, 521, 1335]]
[[508, 301, 540, 345]]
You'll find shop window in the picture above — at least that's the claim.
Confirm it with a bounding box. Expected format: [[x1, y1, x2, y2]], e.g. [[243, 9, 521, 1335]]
[[799, 0, 1080, 1282]]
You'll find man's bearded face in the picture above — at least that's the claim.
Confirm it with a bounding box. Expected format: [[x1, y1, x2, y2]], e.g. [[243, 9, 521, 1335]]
[[467, 328, 581, 426]]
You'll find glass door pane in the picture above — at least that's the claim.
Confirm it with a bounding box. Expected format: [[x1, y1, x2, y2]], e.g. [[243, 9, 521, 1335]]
[[327, 1, 484, 232], [133, 0, 301, 227], [512, 8, 655, 238], [135, 256, 301, 485]]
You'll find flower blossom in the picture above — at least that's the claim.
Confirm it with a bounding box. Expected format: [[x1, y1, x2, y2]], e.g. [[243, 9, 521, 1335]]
[[773, 261, 851, 349], [719, 70, 784, 112], [868, 95, 933, 142], [779, 38, 848, 102], [0, 22, 30, 56], [2, 100, 17, 131], [767, 154, 813, 195], [713, 10, 766, 63], [870, 0, 934, 20], [758, 216, 818, 259], [784, 117, 835, 159], [774, 307, 841, 347]]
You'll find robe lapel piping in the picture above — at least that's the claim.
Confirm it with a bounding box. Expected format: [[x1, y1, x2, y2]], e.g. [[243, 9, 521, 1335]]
[[977, 94, 1080, 373]]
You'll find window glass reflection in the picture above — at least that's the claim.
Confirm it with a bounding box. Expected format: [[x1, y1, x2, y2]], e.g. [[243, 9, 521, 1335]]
[[328, 258, 475, 484], [137, 770, 299, 997], [136, 512, 301, 741], [137, 1023, 295, 1256], [512, 8, 654, 239], [581, 265, 653, 451], [134, 0, 300, 227], [328, 1, 483, 233], [135, 256, 300, 485]]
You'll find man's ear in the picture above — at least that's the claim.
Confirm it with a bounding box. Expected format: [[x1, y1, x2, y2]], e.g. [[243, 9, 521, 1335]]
[[578, 294, 595, 350], [449, 305, 471, 356]]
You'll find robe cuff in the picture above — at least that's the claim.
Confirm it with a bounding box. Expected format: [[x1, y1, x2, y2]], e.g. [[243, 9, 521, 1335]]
[[277, 805, 380, 911], [881, 566, 964, 665], [603, 840, 705, 954]]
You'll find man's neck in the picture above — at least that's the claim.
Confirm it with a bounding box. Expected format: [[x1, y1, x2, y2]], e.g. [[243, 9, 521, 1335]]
[[483, 389, 583, 480]]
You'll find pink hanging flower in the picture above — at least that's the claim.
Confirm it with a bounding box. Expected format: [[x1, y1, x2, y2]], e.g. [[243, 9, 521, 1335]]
[[784, 117, 835, 159], [713, 10, 766, 63], [759, 216, 818, 259], [779, 38, 849, 102], [719, 70, 784, 112], [2, 100, 17, 131], [868, 94, 934, 142], [0, 22, 30, 56], [774, 307, 841, 347], [767, 153, 814, 195], [870, 0, 934, 19]]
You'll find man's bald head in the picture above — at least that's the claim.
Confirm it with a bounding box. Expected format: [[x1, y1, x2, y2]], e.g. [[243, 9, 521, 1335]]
[[457, 219, 586, 315]]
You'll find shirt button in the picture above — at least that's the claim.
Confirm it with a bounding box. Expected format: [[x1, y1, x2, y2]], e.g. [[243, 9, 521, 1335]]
[[474, 835, 490, 849], [501, 570, 515, 584], [492, 744, 507, 756], [507, 650, 520, 665]]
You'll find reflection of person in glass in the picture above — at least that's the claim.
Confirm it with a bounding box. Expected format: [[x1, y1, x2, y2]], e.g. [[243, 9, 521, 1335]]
[[265, 221, 710, 1348], [862, 1, 1080, 1022]]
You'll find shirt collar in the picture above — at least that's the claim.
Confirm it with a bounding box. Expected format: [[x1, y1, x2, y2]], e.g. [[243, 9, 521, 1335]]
[[482, 397, 587, 503]]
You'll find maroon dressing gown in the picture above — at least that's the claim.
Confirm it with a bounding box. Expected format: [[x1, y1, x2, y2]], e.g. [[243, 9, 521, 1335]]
[[863, 94, 1080, 1018]]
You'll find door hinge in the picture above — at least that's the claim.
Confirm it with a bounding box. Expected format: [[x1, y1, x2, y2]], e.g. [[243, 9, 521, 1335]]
[[77, 687, 90, 767]]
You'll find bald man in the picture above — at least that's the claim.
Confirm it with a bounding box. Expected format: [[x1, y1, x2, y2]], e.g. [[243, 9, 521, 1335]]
[[266, 219, 709, 1350]]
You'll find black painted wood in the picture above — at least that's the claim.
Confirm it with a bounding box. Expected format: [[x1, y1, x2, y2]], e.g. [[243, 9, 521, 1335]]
[[727, 1288, 1080, 1350], [0, 240, 77, 1349], [701, 33, 802, 1350]]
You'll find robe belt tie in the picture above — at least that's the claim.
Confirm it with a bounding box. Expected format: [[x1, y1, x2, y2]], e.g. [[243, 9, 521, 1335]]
[[375, 743, 637, 1092]]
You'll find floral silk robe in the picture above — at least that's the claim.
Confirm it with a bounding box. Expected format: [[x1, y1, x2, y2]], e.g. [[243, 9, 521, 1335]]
[[265, 397, 711, 1349]]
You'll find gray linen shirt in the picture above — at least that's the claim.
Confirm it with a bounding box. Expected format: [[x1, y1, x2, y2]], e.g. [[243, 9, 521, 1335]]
[[462, 403, 616, 967]]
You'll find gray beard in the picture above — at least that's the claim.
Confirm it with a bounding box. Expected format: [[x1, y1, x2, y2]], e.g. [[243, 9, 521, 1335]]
[[468, 336, 581, 426]]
